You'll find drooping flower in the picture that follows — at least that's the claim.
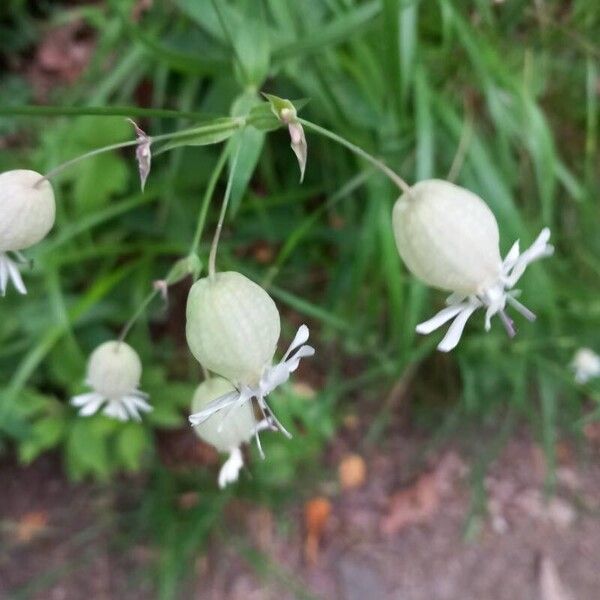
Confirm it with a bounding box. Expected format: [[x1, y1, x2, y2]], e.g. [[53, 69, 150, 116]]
[[0, 170, 55, 296], [127, 118, 152, 191], [572, 348, 600, 384], [392, 179, 554, 351], [71, 341, 152, 421], [191, 376, 273, 488], [186, 271, 314, 450], [263, 94, 307, 182]]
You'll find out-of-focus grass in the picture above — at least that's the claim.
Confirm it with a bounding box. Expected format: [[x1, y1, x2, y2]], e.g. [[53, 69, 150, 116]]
[[1, 0, 599, 596]]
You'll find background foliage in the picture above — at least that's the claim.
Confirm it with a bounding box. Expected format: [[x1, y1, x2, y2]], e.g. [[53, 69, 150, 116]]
[[1, 0, 599, 596]]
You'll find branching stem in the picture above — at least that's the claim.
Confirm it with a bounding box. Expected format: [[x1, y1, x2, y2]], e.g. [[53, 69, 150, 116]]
[[299, 119, 412, 195]]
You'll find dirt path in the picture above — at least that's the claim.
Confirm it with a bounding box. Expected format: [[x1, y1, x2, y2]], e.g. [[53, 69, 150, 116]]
[[1, 433, 599, 599]]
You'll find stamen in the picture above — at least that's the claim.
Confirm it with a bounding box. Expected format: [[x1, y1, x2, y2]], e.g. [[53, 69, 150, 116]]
[[506, 295, 536, 322], [498, 310, 516, 338]]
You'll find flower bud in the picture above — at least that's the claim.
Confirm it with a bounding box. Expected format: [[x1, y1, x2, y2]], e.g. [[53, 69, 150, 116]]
[[191, 377, 257, 452], [392, 179, 501, 296], [392, 179, 553, 351], [87, 341, 142, 398], [72, 340, 151, 421], [0, 170, 55, 252], [186, 271, 280, 386]]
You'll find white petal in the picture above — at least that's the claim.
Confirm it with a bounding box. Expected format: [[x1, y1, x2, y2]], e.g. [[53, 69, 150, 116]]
[[121, 395, 152, 420], [502, 241, 520, 272], [6, 258, 27, 295], [72, 392, 106, 416], [104, 400, 129, 421], [285, 345, 315, 373], [282, 324, 310, 361], [437, 304, 480, 352], [71, 392, 100, 407], [218, 447, 244, 488], [189, 391, 240, 426], [0, 256, 8, 295], [505, 228, 553, 287], [416, 303, 472, 335]]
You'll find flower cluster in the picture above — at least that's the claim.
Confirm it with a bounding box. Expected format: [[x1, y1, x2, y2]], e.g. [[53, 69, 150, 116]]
[[71, 341, 152, 421], [185, 271, 314, 484], [5, 97, 570, 490]]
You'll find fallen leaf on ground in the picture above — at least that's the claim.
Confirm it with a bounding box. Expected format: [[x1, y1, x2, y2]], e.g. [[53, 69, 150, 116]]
[[338, 454, 366, 491], [380, 472, 439, 535], [539, 556, 574, 600], [27, 21, 95, 101], [380, 451, 465, 536], [13, 511, 49, 544], [304, 497, 332, 566]]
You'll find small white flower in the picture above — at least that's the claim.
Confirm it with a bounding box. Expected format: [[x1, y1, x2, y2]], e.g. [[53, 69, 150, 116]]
[[393, 180, 554, 351], [0, 170, 55, 296], [71, 341, 152, 421], [191, 377, 274, 488], [572, 348, 600, 384], [186, 271, 314, 449]]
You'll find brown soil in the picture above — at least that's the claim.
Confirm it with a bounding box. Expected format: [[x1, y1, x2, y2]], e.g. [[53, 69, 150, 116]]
[[1, 433, 599, 600]]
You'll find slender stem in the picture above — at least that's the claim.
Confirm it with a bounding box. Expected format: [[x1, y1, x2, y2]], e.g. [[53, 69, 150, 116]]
[[299, 118, 412, 194], [447, 108, 473, 183], [38, 120, 242, 185], [39, 140, 140, 185], [208, 144, 241, 280], [189, 145, 229, 257], [118, 288, 159, 343]]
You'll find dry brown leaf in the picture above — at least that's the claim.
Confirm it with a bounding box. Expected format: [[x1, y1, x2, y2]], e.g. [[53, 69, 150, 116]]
[[338, 454, 366, 491], [304, 497, 332, 565], [13, 511, 49, 544], [380, 472, 440, 536], [539, 556, 574, 600], [27, 21, 95, 101]]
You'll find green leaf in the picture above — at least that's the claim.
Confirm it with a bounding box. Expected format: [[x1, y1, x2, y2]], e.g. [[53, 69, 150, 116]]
[[115, 423, 150, 471], [73, 152, 130, 211], [66, 418, 112, 480], [229, 92, 265, 213], [19, 415, 66, 464]]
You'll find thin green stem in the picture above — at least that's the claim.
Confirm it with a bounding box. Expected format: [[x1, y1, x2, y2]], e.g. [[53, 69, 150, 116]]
[[118, 289, 159, 343], [208, 144, 241, 280], [189, 145, 229, 257], [39, 140, 140, 185], [0, 105, 210, 119], [299, 118, 412, 194], [38, 120, 242, 185]]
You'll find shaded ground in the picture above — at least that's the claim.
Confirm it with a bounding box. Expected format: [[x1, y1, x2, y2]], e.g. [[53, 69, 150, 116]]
[[1, 431, 600, 600]]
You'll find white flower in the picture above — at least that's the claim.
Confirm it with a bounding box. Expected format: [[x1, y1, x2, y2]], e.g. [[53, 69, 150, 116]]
[[71, 341, 152, 421], [572, 348, 600, 384], [0, 170, 55, 296], [191, 377, 274, 488], [392, 179, 553, 351], [186, 271, 314, 448]]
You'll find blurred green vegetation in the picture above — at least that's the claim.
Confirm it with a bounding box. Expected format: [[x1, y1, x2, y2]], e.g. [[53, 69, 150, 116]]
[[1, 0, 599, 596]]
